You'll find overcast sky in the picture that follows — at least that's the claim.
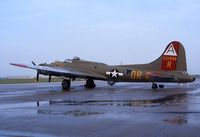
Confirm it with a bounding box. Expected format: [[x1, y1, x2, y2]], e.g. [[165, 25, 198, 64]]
[[0, 0, 200, 77]]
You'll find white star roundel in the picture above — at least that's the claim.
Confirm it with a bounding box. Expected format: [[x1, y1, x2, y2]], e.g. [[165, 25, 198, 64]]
[[106, 69, 123, 78], [110, 69, 118, 78]]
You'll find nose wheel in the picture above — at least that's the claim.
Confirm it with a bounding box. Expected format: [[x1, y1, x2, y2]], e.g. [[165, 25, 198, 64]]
[[62, 79, 71, 90], [85, 79, 96, 89]]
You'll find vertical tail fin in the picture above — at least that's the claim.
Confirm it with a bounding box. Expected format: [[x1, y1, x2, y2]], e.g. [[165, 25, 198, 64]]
[[151, 41, 187, 72]]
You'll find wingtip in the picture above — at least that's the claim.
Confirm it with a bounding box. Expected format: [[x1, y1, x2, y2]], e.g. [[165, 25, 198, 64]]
[[9, 63, 28, 68], [10, 63, 16, 66]]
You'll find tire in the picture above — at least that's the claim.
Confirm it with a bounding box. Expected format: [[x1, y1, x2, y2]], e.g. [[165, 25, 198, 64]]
[[107, 80, 115, 86], [152, 83, 158, 89], [85, 79, 96, 89], [62, 80, 71, 90]]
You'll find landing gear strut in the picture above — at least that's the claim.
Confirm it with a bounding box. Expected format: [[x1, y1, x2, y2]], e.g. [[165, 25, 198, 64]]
[[62, 79, 71, 90], [85, 79, 96, 89]]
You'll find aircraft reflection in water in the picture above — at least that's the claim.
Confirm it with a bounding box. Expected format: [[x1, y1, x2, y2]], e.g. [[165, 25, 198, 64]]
[[36, 93, 186, 107], [35, 93, 187, 119], [11, 41, 195, 90]]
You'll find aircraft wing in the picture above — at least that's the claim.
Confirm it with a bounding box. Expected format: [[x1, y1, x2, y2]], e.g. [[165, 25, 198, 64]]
[[10, 63, 106, 80]]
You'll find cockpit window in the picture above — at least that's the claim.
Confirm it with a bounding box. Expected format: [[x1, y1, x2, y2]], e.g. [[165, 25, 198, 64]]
[[64, 57, 81, 63], [64, 59, 72, 63]]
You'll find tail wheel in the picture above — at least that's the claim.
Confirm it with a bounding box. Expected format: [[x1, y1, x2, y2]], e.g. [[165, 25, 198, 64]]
[[85, 79, 96, 89], [62, 79, 71, 90], [107, 80, 115, 86], [152, 83, 158, 89]]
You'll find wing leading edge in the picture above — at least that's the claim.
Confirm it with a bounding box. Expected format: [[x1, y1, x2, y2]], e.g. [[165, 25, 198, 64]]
[[10, 63, 106, 80]]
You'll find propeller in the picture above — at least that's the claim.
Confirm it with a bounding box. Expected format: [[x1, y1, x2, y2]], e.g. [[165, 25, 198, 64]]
[[32, 61, 39, 82], [32, 61, 36, 66], [32, 61, 52, 83], [48, 75, 52, 83]]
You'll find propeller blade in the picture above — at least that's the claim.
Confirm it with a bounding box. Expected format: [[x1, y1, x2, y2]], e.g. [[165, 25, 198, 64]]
[[48, 75, 52, 83], [32, 61, 36, 66], [36, 72, 39, 82]]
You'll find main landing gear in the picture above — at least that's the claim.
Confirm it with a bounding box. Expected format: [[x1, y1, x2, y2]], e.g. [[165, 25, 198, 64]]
[[62, 78, 96, 90], [85, 79, 96, 89], [151, 83, 164, 89], [62, 79, 71, 90]]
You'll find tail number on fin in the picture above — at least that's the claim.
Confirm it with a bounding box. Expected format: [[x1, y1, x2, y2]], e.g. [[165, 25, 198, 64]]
[[162, 42, 180, 71]]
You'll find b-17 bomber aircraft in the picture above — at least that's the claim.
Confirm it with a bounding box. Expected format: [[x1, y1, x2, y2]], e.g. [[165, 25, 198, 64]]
[[10, 41, 195, 90]]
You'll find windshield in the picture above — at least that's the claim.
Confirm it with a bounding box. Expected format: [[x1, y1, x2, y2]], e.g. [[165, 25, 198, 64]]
[[64, 57, 80, 63], [64, 59, 72, 63]]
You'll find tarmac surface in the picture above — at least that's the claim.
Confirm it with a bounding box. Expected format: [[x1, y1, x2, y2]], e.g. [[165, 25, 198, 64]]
[[0, 79, 200, 137]]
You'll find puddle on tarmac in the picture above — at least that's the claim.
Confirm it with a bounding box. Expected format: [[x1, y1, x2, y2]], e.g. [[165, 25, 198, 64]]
[[0, 130, 55, 137], [45, 93, 187, 107], [35, 93, 190, 117], [164, 116, 188, 125], [0, 101, 49, 117], [1, 93, 200, 119], [0, 101, 48, 110], [38, 109, 103, 116]]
